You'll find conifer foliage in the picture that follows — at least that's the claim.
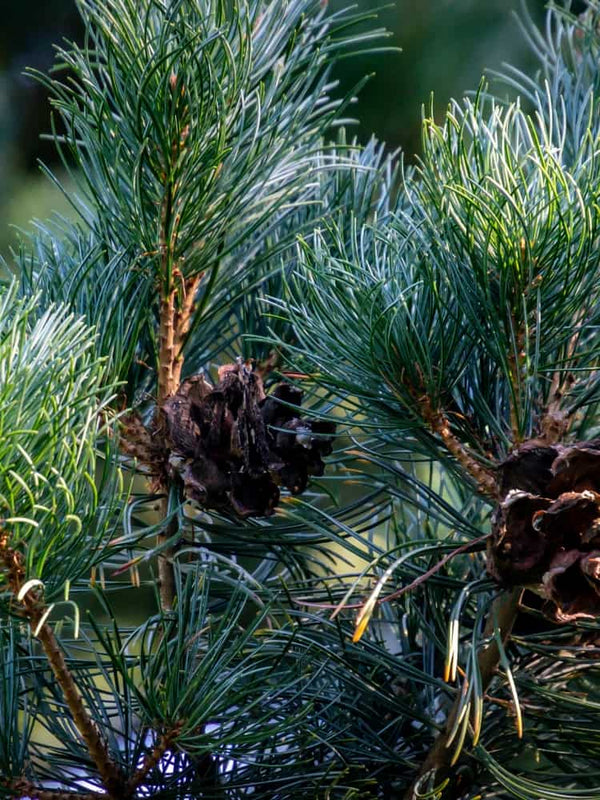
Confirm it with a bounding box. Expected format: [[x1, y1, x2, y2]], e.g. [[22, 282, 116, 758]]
[[3, 1, 600, 798]]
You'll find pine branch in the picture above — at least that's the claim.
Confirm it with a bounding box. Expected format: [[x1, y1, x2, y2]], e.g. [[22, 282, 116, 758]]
[[126, 723, 183, 794], [154, 108, 201, 609], [156, 504, 177, 614], [507, 307, 526, 443], [155, 266, 201, 616], [157, 287, 178, 407], [156, 274, 180, 613], [0, 533, 126, 799], [416, 395, 498, 500]]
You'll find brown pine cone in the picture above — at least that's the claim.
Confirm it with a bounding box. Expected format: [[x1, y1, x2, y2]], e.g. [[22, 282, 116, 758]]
[[488, 439, 600, 621], [162, 362, 335, 518]]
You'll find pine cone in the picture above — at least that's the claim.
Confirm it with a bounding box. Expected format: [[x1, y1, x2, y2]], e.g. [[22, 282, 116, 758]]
[[162, 362, 335, 518], [488, 439, 600, 621]]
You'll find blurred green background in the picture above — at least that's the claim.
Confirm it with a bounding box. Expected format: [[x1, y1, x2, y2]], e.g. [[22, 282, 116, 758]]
[[0, 0, 578, 257]]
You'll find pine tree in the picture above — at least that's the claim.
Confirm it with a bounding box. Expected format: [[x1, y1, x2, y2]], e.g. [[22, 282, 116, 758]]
[[3, 1, 600, 798]]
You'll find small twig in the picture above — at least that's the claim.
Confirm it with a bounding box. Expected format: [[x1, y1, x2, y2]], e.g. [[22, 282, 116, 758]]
[[404, 588, 522, 800], [172, 274, 201, 390], [375, 532, 491, 606], [155, 283, 179, 613], [384, 369, 498, 498], [157, 287, 178, 406], [156, 280, 178, 612], [155, 272, 200, 613], [155, 146, 199, 613], [406, 384, 498, 499], [127, 723, 183, 793], [507, 300, 526, 444], [423, 404, 497, 499], [293, 532, 490, 614], [542, 313, 581, 444], [0, 533, 126, 798], [154, 83, 202, 609], [157, 503, 178, 613]]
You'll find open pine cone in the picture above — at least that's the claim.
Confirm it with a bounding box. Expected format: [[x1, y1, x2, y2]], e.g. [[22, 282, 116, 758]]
[[162, 362, 335, 518], [488, 439, 600, 622]]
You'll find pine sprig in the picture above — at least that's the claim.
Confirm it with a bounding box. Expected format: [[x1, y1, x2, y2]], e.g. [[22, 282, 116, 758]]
[[19, 0, 389, 381], [0, 284, 123, 602]]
